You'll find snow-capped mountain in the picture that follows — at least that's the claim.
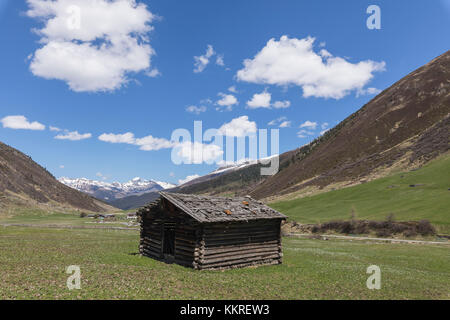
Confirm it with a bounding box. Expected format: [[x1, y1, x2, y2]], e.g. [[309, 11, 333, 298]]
[[58, 177, 176, 202]]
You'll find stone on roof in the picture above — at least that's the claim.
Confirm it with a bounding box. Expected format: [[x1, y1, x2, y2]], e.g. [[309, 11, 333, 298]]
[[159, 192, 286, 223]]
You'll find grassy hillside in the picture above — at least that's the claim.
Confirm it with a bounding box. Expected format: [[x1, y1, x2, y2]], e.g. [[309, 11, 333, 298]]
[[270, 154, 450, 234], [0, 226, 448, 299]]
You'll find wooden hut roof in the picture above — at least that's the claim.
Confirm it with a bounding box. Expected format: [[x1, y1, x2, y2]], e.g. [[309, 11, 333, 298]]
[[159, 192, 287, 223]]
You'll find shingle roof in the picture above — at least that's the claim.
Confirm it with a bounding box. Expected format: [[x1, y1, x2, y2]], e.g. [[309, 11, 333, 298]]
[[159, 192, 287, 223]]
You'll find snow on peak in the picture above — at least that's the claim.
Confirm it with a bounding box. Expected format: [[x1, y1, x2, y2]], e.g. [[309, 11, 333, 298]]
[[58, 177, 176, 202]]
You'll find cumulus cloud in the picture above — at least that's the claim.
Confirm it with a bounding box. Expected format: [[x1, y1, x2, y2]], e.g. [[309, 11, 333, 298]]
[[194, 45, 215, 73], [49, 126, 62, 132], [55, 130, 92, 141], [26, 0, 156, 92], [186, 105, 207, 114], [268, 116, 291, 128], [279, 121, 291, 128], [1, 115, 45, 130], [357, 87, 382, 97], [218, 116, 257, 137], [272, 100, 291, 109], [98, 132, 136, 144], [299, 120, 318, 130], [175, 141, 223, 164], [98, 131, 173, 151], [228, 86, 238, 93], [193, 45, 225, 73], [178, 174, 201, 185], [247, 90, 291, 109], [216, 93, 238, 111], [268, 116, 287, 126], [247, 90, 271, 109], [237, 35, 385, 99], [216, 54, 225, 66], [135, 135, 174, 151], [297, 129, 315, 138]]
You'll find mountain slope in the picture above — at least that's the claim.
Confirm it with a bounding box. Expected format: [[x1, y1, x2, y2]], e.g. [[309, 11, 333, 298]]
[[0, 141, 116, 213], [58, 177, 175, 202], [167, 51, 449, 200], [109, 191, 160, 211], [250, 50, 450, 199]]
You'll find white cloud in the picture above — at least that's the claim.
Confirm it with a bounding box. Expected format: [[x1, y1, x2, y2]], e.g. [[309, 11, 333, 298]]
[[297, 129, 315, 138], [236, 35, 385, 99], [135, 135, 174, 151], [216, 93, 238, 111], [194, 45, 215, 73], [1, 115, 45, 130], [218, 116, 257, 137], [59, 165, 65, 169], [26, 0, 156, 92], [194, 45, 225, 73], [299, 120, 318, 130], [246, 90, 291, 109], [357, 87, 381, 97], [98, 131, 173, 151], [55, 130, 92, 141], [268, 116, 287, 126], [146, 68, 161, 78], [178, 174, 201, 185], [98, 132, 136, 144], [186, 105, 207, 114], [49, 126, 62, 132], [279, 121, 291, 128], [216, 54, 225, 66], [247, 90, 271, 109], [175, 141, 223, 164], [321, 122, 329, 130], [272, 100, 291, 109], [228, 86, 238, 93]]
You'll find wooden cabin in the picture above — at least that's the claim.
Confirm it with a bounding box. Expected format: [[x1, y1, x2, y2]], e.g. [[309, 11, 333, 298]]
[[137, 192, 286, 270]]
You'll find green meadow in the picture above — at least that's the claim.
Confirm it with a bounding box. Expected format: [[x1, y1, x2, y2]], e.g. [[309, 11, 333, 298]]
[[270, 154, 450, 234], [0, 225, 448, 300]]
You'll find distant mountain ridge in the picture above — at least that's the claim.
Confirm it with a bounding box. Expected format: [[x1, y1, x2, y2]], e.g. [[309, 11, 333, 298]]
[[0, 142, 116, 213], [59, 177, 176, 202]]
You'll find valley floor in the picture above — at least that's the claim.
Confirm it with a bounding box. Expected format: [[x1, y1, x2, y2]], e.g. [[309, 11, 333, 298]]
[[0, 224, 448, 300]]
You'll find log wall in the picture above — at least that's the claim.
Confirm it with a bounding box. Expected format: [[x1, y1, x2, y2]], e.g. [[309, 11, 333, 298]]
[[139, 200, 201, 269], [197, 220, 283, 270]]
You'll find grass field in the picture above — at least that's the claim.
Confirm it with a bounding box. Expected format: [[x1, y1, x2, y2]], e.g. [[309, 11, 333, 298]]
[[0, 208, 135, 229], [270, 154, 450, 234], [0, 225, 448, 300]]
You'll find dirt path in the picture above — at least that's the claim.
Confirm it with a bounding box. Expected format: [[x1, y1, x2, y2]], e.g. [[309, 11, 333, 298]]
[[286, 233, 450, 245]]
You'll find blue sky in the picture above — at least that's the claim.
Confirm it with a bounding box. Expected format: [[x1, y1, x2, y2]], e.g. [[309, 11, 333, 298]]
[[0, 0, 448, 185]]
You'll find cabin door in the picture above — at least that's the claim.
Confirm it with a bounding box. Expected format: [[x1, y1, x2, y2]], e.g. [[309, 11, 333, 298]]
[[163, 227, 175, 257]]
